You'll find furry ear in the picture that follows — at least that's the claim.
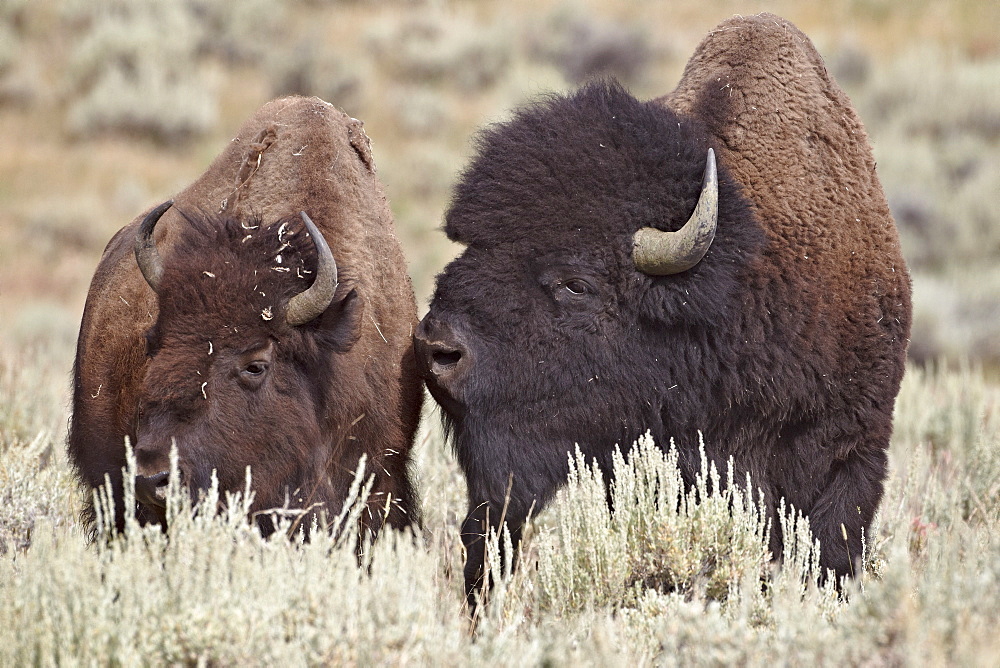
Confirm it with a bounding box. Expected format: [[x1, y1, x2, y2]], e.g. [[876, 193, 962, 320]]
[[312, 286, 362, 353], [347, 118, 376, 172]]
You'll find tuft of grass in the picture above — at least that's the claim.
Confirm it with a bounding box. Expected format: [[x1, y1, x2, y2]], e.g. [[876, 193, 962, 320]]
[[530, 436, 773, 614], [889, 360, 1000, 526], [0, 343, 79, 556], [0, 431, 77, 555]]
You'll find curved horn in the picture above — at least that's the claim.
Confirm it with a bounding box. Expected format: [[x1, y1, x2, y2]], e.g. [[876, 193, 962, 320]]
[[286, 211, 338, 326], [633, 148, 718, 276], [134, 200, 174, 293]]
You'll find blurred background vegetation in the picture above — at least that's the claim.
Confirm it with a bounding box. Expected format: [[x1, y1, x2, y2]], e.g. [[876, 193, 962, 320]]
[[0, 0, 998, 371]]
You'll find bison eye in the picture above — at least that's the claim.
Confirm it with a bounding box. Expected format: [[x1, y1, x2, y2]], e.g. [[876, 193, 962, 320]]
[[242, 361, 269, 378], [563, 279, 591, 296]]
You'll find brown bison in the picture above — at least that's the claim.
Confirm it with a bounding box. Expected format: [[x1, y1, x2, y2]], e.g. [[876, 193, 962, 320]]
[[413, 14, 912, 607], [69, 96, 422, 538]]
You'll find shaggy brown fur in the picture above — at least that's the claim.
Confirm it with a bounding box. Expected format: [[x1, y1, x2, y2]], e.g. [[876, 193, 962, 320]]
[[415, 13, 911, 608], [658, 12, 912, 563], [69, 96, 422, 537]]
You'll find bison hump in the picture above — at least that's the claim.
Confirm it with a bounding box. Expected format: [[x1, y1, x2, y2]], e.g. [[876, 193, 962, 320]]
[[660, 13, 901, 275]]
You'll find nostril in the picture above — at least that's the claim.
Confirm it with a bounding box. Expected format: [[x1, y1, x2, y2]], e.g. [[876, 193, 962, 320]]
[[414, 316, 470, 381], [433, 349, 462, 367]]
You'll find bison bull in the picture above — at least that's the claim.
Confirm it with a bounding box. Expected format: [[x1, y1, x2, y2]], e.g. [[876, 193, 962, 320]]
[[69, 96, 422, 538], [414, 14, 912, 607]]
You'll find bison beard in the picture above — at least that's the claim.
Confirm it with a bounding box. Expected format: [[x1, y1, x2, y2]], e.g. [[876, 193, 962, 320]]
[[416, 15, 911, 613]]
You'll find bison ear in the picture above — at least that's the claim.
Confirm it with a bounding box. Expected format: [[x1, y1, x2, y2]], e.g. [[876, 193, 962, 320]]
[[313, 287, 362, 353], [347, 118, 375, 172]]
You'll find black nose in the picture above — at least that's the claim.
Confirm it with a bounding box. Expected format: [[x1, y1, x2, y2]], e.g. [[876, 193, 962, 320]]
[[135, 471, 170, 509], [413, 315, 470, 389]]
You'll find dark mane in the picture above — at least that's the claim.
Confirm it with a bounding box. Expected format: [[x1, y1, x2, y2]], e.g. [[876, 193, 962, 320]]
[[154, 210, 323, 333], [447, 80, 712, 246], [441, 78, 763, 331]]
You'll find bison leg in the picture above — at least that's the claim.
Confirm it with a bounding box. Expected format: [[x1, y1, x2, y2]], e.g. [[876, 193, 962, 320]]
[[461, 500, 525, 616], [359, 469, 419, 542], [802, 441, 888, 582], [81, 467, 127, 535]]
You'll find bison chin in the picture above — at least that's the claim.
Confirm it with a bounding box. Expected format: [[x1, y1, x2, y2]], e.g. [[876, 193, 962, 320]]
[[129, 464, 313, 536], [134, 470, 169, 524], [419, 368, 467, 420]]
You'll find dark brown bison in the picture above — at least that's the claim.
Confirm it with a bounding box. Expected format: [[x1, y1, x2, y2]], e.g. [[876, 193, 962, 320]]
[[413, 14, 912, 607], [69, 96, 423, 538]]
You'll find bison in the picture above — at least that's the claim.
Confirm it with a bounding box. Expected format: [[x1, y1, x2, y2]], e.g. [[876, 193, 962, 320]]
[[69, 96, 423, 539], [413, 13, 911, 607]]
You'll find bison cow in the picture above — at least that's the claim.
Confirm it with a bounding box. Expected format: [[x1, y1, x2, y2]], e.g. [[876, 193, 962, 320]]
[[413, 13, 912, 607], [69, 96, 422, 539]]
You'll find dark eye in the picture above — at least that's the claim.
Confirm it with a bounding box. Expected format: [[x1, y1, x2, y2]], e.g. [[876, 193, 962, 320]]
[[242, 361, 268, 377], [563, 279, 590, 295]]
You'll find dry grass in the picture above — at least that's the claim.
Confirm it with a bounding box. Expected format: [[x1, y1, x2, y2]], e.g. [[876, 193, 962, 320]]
[[2, 334, 999, 663]]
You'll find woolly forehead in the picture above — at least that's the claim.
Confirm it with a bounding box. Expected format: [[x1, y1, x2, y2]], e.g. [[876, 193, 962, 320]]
[[445, 80, 708, 249], [153, 213, 319, 332]]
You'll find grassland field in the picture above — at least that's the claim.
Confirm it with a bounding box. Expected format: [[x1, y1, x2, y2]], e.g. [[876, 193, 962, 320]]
[[1, 0, 999, 664]]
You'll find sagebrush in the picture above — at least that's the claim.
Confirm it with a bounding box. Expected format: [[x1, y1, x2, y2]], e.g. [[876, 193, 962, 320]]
[[2, 336, 999, 663]]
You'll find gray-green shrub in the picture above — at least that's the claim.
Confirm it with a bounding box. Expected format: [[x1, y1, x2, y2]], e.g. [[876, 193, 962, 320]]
[[63, 0, 217, 143], [367, 11, 511, 91], [527, 8, 652, 85], [3, 360, 1000, 664]]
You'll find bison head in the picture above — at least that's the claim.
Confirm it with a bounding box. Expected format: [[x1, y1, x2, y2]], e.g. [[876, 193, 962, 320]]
[[131, 202, 363, 531], [413, 81, 764, 603]]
